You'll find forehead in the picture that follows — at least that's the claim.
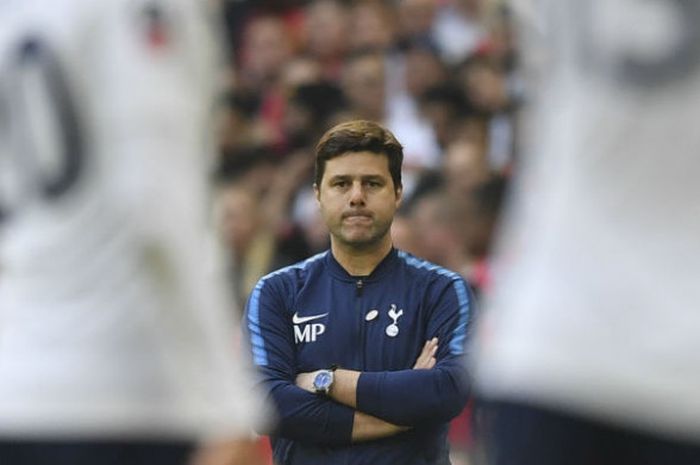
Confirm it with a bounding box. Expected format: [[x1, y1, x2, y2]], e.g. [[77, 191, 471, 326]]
[[323, 151, 391, 179]]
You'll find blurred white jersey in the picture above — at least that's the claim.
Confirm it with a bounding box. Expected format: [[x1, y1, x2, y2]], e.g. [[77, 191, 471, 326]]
[[475, 0, 700, 441], [0, 0, 262, 439]]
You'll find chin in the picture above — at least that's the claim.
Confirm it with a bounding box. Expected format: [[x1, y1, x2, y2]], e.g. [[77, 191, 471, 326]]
[[341, 234, 383, 248]]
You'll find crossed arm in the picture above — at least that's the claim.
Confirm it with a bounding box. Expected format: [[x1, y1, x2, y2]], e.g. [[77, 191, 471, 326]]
[[246, 276, 471, 447], [295, 338, 440, 442]]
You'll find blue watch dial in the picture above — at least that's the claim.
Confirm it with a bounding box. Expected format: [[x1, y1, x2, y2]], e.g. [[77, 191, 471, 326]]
[[313, 370, 333, 393]]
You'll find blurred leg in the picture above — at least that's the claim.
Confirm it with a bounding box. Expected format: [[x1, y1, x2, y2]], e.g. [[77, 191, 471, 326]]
[[481, 401, 600, 465], [0, 440, 192, 465], [618, 427, 700, 465]]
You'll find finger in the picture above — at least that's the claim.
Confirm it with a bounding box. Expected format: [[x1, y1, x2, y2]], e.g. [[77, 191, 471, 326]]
[[415, 353, 433, 369], [414, 339, 439, 369], [413, 353, 428, 369]]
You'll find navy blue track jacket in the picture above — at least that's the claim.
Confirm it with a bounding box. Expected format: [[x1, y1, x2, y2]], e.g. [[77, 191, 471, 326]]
[[245, 248, 473, 465]]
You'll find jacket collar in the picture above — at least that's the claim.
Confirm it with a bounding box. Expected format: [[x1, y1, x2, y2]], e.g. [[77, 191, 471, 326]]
[[324, 247, 399, 282]]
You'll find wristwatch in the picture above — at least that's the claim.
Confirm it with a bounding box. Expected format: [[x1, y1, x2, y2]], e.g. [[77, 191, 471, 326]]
[[312, 367, 336, 395]]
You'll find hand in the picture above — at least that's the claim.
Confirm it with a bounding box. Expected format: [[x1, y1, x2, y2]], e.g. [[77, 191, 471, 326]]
[[189, 437, 267, 465], [295, 370, 319, 393], [413, 337, 438, 369]]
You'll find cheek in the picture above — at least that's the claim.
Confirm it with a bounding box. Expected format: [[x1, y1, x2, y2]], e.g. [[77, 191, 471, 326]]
[[376, 198, 398, 219], [318, 199, 341, 220]]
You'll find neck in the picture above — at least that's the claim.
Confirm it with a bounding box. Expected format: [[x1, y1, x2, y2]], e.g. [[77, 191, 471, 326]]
[[331, 236, 393, 276]]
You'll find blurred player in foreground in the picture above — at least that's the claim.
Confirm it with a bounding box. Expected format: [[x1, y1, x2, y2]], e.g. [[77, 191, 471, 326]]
[[0, 1, 265, 464], [474, 1, 700, 464]]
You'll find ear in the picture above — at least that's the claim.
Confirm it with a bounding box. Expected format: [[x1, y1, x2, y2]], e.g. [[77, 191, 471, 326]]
[[313, 183, 321, 203], [395, 185, 403, 208]]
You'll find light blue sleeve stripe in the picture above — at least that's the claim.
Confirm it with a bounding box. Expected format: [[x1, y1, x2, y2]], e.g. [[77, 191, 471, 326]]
[[398, 251, 471, 355], [247, 280, 268, 366], [449, 279, 470, 355], [245, 251, 328, 367]]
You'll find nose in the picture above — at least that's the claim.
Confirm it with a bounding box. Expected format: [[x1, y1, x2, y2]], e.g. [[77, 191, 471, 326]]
[[349, 181, 366, 206]]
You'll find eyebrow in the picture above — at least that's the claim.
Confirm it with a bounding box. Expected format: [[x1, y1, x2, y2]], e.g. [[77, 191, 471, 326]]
[[329, 174, 386, 182]]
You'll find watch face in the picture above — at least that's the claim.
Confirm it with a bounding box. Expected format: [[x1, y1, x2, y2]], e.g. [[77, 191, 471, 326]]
[[313, 371, 333, 392]]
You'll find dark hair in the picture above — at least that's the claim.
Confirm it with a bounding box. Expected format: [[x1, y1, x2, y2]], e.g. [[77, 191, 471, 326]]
[[472, 174, 508, 219], [420, 83, 470, 114], [314, 120, 403, 191], [291, 82, 347, 124]]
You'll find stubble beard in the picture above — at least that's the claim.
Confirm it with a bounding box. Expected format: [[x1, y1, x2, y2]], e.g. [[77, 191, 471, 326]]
[[334, 219, 392, 252]]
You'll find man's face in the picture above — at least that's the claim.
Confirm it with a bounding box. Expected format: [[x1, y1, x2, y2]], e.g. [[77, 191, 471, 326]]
[[342, 55, 385, 120], [315, 151, 402, 250]]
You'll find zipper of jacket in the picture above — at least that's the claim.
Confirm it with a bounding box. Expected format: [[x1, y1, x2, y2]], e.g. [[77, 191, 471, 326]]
[[356, 278, 366, 369]]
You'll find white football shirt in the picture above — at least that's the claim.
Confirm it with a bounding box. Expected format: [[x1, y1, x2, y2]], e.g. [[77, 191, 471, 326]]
[[475, 0, 700, 441], [0, 0, 263, 439]]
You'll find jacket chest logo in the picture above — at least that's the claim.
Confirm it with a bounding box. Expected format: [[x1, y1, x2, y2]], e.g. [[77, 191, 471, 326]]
[[385, 304, 404, 337], [366, 304, 405, 337], [293, 312, 327, 343]]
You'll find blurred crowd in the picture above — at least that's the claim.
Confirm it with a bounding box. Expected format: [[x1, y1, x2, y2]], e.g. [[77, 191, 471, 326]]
[[214, 0, 521, 323], [212, 5, 519, 460]]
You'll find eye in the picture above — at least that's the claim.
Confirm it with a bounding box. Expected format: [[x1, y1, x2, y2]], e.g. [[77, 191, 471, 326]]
[[332, 180, 348, 188]]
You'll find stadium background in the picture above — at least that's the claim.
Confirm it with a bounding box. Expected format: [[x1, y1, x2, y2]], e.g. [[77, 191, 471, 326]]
[[213, 1, 518, 463]]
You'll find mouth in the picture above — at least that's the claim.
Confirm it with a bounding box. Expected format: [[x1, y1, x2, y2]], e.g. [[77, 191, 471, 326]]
[[342, 212, 373, 223], [342, 211, 373, 220]]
